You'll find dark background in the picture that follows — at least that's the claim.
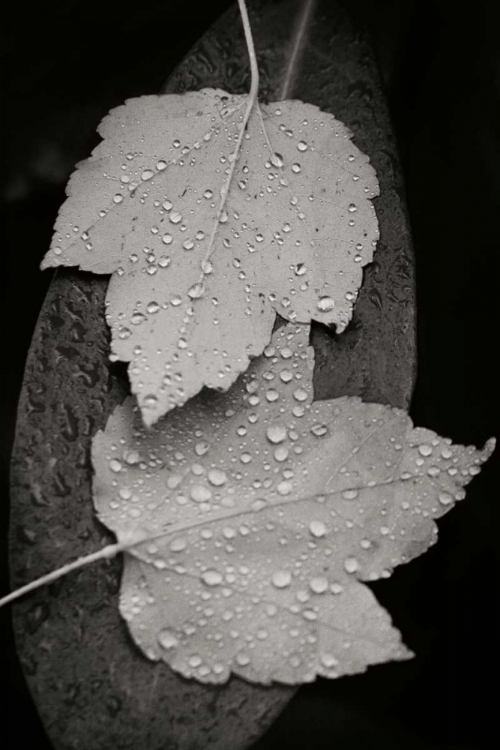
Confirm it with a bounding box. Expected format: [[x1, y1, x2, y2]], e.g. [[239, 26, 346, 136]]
[[1, 1, 498, 748]]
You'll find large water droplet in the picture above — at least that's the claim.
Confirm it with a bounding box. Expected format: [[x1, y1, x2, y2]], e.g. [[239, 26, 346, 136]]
[[266, 424, 287, 444], [272, 570, 291, 588]]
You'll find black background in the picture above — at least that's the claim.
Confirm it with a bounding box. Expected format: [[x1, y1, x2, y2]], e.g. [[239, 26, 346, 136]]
[[1, 1, 498, 748]]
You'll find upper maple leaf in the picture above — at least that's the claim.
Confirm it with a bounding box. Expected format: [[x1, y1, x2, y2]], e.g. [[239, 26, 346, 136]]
[[42, 89, 379, 425], [92, 322, 494, 685]]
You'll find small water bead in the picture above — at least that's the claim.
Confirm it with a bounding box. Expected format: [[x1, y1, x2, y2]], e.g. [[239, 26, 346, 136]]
[[131, 313, 146, 325], [418, 444, 433, 457], [267, 152, 283, 169], [158, 630, 179, 649], [141, 169, 155, 182], [162, 234, 173, 245], [348, 203, 357, 213], [159, 256, 171, 268], [274, 446, 289, 462], [203, 189, 213, 199], [317, 296, 335, 312], [169, 537, 187, 552], [266, 424, 287, 444], [277, 480, 293, 495], [109, 459, 123, 473], [291, 163, 302, 174], [280, 370, 293, 383], [438, 491, 453, 506], [188, 655, 202, 669], [195, 441, 209, 456], [293, 388, 308, 402], [311, 424, 328, 437], [170, 211, 182, 224], [201, 259, 213, 274], [143, 394, 158, 409], [342, 488, 359, 500], [173, 139, 181, 148], [235, 652, 251, 667], [171, 295, 182, 306], [344, 556, 359, 573], [201, 569, 223, 586], [118, 327, 132, 339], [272, 570, 291, 588], [240, 453, 252, 464], [190, 485, 212, 503], [265, 389, 279, 402], [297, 141, 308, 151], [309, 576, 329, 594], [162, 200, 173, 211], [321, 653, 339, 669], [188, 282, 205, 299], [309, 520, 326, 537], [294, 263, 306, 276], [147, 301, 160, 314], [113, 193, 124, 204]]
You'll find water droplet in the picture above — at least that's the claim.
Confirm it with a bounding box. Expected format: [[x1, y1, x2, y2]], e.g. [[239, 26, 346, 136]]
[[143, 394, 158, 409], [270, 152, 284, 168], [201, 569, 223, 586], [292, 163, 302, 173], [188, 282, 205, 299], [277, 480, 293, 496], [170, 211, 182, 224], [170, 537, 187, 552], [309, 576, 328, 594], [293, 388, 308, 402], [201, 259, 213, 274], [235, 652, 251, 666], [274, 446, 289, 462], [309, 520, 326, 537], [311, 424, 328, 437], [195, 441, 209, 456], [113, 194, 124, 204], [158, 629, 178, 649], [203, 189, 213, 199], [190, 485, 212, 503], [147, 301, 160, 314], [342, 489, 359, 500], [272, 570, 291, 588], [109, 459, 122, 473], [159, 256, 171, 268], [317, 296, 335, 312], [266, 424, 287, 444], [438, 491, 453, 506], [344, 556, 359, 573], [418, 444, 433, 457], [321, 653, 339, 668], [141, 170, 154, 181], [297, 141, 308, 152], [348, 203, 357, 213], [183, 239, 194, 251], [162, 234, 173, 245], [294, 263, 306, 275], [208, 469, 228, 486]]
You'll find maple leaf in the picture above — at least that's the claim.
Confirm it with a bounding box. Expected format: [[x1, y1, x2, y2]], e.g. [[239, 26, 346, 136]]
[[92, 322, 494, 685], [41, 86, 378, 426]]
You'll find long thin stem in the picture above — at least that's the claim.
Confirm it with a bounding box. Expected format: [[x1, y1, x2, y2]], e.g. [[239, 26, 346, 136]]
[[237, 0, 259, 101], [0, 542, 126, 608]]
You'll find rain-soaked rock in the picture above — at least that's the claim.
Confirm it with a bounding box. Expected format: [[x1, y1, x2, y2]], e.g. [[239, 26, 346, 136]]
[[9, 1, 415, 749]]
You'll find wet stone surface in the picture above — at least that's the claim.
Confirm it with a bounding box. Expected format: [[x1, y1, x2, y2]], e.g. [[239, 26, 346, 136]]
[[10, 1, 415, 749]]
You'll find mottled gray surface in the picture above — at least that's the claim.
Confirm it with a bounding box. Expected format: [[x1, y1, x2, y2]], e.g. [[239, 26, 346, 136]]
[[10, 1, 415, 749]]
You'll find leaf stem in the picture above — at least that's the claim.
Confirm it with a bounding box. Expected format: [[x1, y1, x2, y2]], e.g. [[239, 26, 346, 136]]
[[237, 0, 259, 101], [0, 542, 127, 608]]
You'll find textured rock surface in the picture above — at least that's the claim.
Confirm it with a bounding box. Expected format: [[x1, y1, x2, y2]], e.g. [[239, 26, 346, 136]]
[[9, 1, 415, 749]]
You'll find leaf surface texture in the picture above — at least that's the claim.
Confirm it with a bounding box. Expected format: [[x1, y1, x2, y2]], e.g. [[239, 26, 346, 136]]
[[43, 90, 379, 424], [92, 323, 493, 684]]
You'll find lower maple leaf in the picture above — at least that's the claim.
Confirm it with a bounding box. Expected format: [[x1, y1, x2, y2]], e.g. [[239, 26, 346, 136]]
[[92, 322, 494, 685]]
